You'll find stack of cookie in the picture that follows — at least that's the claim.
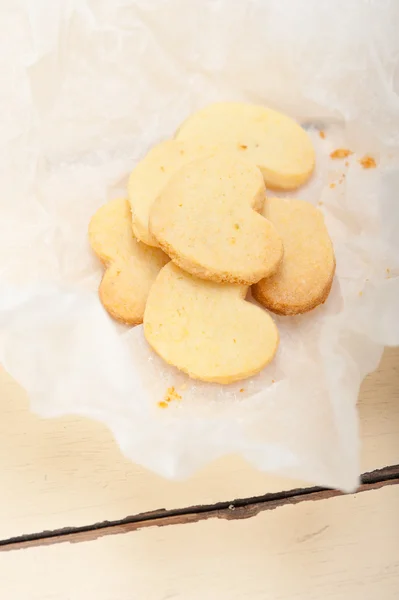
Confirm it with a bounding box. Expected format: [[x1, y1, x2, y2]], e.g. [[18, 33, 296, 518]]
[[89, 103, 335, 384]]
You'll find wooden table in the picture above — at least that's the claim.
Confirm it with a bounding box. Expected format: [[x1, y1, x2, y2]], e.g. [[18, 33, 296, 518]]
[[0, 348, 398, 599]]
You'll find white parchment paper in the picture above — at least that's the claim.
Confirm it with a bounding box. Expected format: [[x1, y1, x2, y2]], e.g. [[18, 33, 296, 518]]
[[1, 0, 398, 491]]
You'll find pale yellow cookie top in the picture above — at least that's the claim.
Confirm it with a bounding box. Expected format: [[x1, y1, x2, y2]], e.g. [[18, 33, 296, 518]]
[[128, 139, 217, 247], [144, 262, 279, 384], [149, 153, 283, 284], [175, 102, 315, 190], [88, 198, 169, 324], [253, 197, 335, 315]]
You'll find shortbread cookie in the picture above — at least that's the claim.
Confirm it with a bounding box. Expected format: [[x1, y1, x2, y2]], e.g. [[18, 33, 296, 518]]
[[175, 102, 315, 190], [149, 154, 283, 285], [252, 198, 335, 315], [144, 262, 279, 383], [88, 198, 169, 324], [128, 140, 215, 247]]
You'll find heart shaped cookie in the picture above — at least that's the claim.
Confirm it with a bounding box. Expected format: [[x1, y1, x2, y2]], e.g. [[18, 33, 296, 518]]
[[149, 153, 283, 285], [128, 139, 215, 247], [175, 102, 315, 190], [252, 198, 335, 315], [88, 198, 169, 324], [144, 262, 279, 383]]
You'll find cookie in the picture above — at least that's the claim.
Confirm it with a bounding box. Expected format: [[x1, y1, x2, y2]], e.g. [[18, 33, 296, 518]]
[[149, 153, 283, 285], [128, 139, 215, 247], [144, 262, 279, 383], [252, 198, 335, 315], [175, 102, 315, 190], [88, 198, 169, 324]]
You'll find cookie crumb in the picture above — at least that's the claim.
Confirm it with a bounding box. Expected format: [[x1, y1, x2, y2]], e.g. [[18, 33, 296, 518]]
[[345, 161, 349, 167], [330, 148, 353, 159], [158, 401, 168, 409], [319, 130, 326, 139], [271, 379, 275, 383], [165, 386, 182, 403], [234, 223, 240, 230], [329, 183, 336, 189], [239, 144, 248, 150], [239, 388, 244, 393], [359, 155, 377, 169], [160, 166, 165, 172], [358, 291, 363, 297]]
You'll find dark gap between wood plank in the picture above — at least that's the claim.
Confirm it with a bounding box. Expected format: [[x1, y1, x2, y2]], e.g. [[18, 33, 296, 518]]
[[1, 464, 398, 552]]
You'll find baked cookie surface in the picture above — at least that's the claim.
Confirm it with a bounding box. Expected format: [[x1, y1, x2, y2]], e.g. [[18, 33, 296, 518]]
[[175, 102, 315, 190], [128, 140, 215, 247], [252, 198, 335, 315], [89, 198, 169, 324], [149, 153, 283, 284], [144, 262, 279, 384]]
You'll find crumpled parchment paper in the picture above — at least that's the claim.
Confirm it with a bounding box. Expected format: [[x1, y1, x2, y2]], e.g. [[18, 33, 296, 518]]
[[1, 0, 398, 491]]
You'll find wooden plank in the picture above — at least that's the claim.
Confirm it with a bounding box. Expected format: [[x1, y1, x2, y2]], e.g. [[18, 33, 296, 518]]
[[0, 484, 398, 600], [359, 347, 399, 472], [1, 470, 397, 552], [0, 348, 397, 539]]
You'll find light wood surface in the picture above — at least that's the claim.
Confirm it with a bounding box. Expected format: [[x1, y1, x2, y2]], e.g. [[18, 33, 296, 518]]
[[0, 348, 398, 540], [0, 348, 397, 599], [1, 484, 398, 600]]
